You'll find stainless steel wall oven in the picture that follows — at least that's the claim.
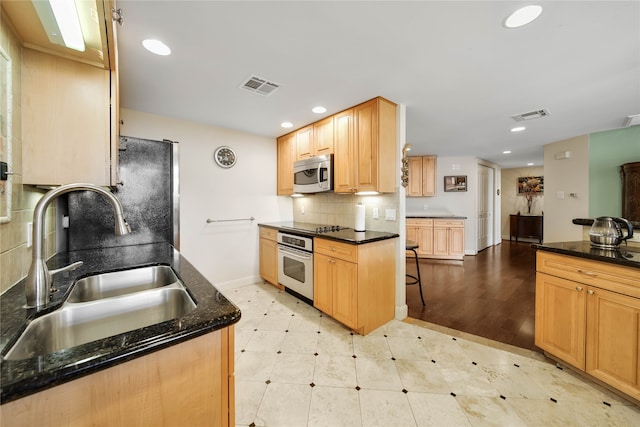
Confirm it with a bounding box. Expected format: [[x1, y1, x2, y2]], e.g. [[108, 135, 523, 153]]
[[277, 232, 313, 304]]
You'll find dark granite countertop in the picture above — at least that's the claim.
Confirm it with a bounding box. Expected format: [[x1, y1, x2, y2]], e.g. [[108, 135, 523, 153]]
[[572, 218, 640, 228], [259, 222, 399, 244], [406, 214, 467, 219], [0, 243, 241, 404], [533, 241, 640, 269]]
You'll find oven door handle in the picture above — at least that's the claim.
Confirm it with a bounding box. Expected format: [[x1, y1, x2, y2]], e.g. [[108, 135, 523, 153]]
[[278, 244, 313, 260]]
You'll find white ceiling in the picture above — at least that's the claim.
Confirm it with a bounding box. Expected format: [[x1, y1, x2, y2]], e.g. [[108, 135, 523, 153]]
[[116, 1, 640, 168]]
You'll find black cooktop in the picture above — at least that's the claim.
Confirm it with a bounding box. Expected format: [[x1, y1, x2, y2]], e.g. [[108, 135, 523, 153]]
[[278, 222, 350, 234]]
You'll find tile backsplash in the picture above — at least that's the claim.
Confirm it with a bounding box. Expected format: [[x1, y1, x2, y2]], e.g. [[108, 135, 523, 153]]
[[292, 191, 400, 233]]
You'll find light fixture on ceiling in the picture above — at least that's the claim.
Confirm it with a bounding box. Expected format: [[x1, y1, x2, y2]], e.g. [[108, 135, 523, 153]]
[[503, 150, 512, 154], [33, 0, 85, 52], [143, 39, 171, 56], [527, 162, 534, 166], [312, 106, 327, 114], [281, 122, 293, 128], [511, 126, 526, 133], [504, 5, 543, 28]]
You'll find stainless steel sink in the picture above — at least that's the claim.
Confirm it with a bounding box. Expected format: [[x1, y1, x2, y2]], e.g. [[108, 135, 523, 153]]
[[5, 278, 197, 361], [67, 265, 179, 302]]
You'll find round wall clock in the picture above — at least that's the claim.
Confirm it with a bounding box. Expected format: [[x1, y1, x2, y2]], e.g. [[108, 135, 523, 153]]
[[213, 146, 237, 168]]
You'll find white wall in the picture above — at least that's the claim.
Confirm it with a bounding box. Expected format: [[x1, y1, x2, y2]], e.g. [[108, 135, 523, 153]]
[[543, 135, 589, 243], [120, 109, 292, 289]]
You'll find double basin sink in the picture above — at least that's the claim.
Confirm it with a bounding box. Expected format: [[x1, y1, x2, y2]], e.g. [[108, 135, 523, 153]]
[[4, 265, 197, 360]]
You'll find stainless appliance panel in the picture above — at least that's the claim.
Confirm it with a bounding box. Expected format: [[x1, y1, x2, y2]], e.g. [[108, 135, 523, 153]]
[[293, 154, 333, 194]]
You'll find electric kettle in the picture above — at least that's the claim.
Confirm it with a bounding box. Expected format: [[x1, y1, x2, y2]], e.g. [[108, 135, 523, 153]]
[[589, 217, 634, 248]]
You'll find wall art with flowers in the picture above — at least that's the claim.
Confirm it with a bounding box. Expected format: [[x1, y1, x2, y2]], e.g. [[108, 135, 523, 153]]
[[518, 176, 543, 214]]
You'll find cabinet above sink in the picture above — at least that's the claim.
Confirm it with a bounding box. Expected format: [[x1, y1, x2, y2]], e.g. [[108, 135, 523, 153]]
[[3, 0, 121, 186]]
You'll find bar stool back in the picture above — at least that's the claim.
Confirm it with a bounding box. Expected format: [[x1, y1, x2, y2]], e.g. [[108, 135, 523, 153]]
[[406, 240, 425, 306]]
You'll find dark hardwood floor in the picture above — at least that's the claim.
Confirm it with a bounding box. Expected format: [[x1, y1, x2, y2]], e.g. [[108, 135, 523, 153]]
[[406, 240, 539, 352]]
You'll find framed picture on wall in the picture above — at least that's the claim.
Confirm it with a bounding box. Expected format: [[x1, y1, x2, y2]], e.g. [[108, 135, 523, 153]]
[[517, 176, 543, 194], [444, 175, 467, 192]]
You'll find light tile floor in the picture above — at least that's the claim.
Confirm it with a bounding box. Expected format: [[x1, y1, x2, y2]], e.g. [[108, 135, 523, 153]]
[[224, 283, 640, 427]]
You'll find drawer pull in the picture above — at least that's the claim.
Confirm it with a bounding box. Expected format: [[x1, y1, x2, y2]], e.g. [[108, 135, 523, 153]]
[[587, 290, 595, 295], [577, 269, 598, 277], [575, 286, 583, 292], [331, 247, 336, 251]]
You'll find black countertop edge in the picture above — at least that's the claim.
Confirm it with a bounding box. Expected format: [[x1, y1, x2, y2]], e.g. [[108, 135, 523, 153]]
[[406, 215, 467, 219], [0, 242, 241, 404], [258, 222, 399, 244], [532, 241, 640, 269], [572, 218, 640, 228]]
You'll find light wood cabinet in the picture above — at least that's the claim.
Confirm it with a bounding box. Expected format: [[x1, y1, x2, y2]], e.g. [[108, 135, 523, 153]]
[[10, 0, 120, 186], [295, 125, 314, 160], [295, 117, 334, 160], [259, 227, 279, 287], [433, 219, 465, 259], [335, 97, 396, 194], [314, 237, 396, 335], [333, 108, 356, 193], [406, 218, 463, 260], [277, 96, 396, 195], [277, 132, 296, 195], [407, 156, 437, 197], [535, 272, 587, 369], [406, 218, 434, 257], [313, 116, 334, 156], [1, 327, 235, 427], [535, 251, 640, 401]]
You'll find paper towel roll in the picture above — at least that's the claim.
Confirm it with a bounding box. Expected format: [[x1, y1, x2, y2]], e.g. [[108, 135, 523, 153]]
[[355, 203, 365, 232]]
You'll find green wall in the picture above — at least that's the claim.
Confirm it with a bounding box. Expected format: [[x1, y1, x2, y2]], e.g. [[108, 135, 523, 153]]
[[589, 126, 640, 218]]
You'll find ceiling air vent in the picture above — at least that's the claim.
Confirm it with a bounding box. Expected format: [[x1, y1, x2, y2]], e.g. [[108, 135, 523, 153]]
[[240, 75, 280, 96], [511, 109, 550, 122]]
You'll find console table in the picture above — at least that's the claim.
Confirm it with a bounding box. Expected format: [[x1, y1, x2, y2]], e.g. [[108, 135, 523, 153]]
[[510, 214, 543, 243]]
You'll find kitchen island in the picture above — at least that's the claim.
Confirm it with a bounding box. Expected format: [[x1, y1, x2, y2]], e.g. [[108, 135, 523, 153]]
[[533, 241, 640, 403], [0, 243, 241, 426]]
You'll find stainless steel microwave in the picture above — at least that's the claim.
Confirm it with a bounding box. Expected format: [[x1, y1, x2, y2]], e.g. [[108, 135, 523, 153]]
[[293, 154, 333, 193]]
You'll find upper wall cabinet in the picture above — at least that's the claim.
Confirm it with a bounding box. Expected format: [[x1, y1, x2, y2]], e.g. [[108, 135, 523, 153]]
[[335, 97, 397, 194], [407, 155, 437, 197], [277, 132, 296, 195], [295, 116, 334, 160], [4, 0, 120, 186], [277, 96, 397, 195]]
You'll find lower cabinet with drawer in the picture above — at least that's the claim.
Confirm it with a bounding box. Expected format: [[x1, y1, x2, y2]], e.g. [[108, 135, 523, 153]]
[[535, 251, 640, 401], [259, 227, 280, 287], [314, 237, 396, 335], [406, 218, 464, 260]]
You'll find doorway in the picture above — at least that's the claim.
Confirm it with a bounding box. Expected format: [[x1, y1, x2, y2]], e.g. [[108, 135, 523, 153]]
[[477, 164, 495, 251]]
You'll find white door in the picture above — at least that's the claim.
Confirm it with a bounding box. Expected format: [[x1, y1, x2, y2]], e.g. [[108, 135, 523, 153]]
[[477, 165, 494, 251]]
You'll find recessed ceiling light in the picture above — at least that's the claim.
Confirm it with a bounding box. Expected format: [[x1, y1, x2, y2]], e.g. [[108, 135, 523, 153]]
[[142, 39, 171, 56], [505, 5, 543, 28], [503, 150, 512, 154], [527, 162, 535, 166], [312, 106, 327, 114], [511, 126, 526, 132], [281, 122, 293, 128]]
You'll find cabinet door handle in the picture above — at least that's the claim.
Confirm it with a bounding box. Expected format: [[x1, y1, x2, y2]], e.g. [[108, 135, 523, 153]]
[[330, 247, 336, 252], [577, 269, 598, 277], [587, 290, 595, 295], [575, 286, 583, 292]]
